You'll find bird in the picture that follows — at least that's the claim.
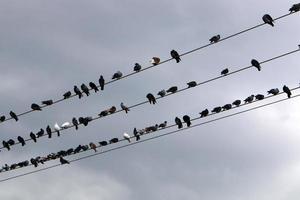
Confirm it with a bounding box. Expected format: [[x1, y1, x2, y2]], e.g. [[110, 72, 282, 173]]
[[0, 115, 5, 122], [89, 82, 99, 93], [54, 123, 61, 137], [9, 111, 18, 121], [108, 106, 117, 114], [123, 133, 131, 143], [7, 139, 15, 146], [244, 95, 255, 103], [72, 118, 79, 130], [61, 122, 71, 129], [159, 121, 167, 128], [74, 145, 83, 153], [157, 90, 166, 97], [255, 94, 265, 100], [175, 117, 183, 129], [199, 109, 209, 117], [30, 132, 37, 143], [99, 141, 108, 146], [120, 102, 130, 113], [60, 157, 70, 165], [99, 75, 105, 90], [30, 158, 38, 167], [66, 148, 74, 155], [98, 110, 109, 117], [17, 136, 26, 146], [42, 100, 53, 106], [31, 103, 42, 111], [221, 68, 229, 76], [81, 84, 90, 96], [222, 104, 232, 110], [283, 85, 292, 98], [151, 57, 160, 65], [267, 88, 280, 95], [46, 125, 52, 138], [166, 86, 178, 93], [262, 14, 274, 27], [109, 138, 119, 144], [133, 63, 142, 72], [89, 142, 97, 152], [183, 115, 191, 127], [112, 71, 123, 79], [232, 100, 241, 106], [251, 59, 261, 71], [170, 50, 181, 63], [289, 3, 300, 12], [133, 128, 140, 141], [74, 86, 82, 99], [146, 93, 156, 104], [36, 128, 44, 138], [211, 106, 222, 113], [187, 81, 197, 88], [209, 35, 221, 43], [63, 91, 72, 99], [2, 140, 10, 151]]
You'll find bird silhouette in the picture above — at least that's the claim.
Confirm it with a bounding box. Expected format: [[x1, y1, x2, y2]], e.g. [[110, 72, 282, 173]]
[[159, 121, 167, 128], [89, 82, 99, 93], [267, 88, 280, 95], [290, 3, 300, 12], [134, 63, 142, 72], [170, 50, 181, 63], [60, 157, 70, 165], [109, 138, 119, 144], [72, 118, 79, 130], [283, 85, 292, 98], [255, 94, 265, 100], [61, 122, 71, 129], [7, 139, 15, 146], [232, 100, 241, 107], [2, 140, 10, 151], [81, 84, 90, 96], [31, 103, 42, 111], [222, 104, 232, 110], [0, 115, 5, 122], [36, 128, 44, 138], [133, 128, 140, 141], [199, 109, 209, 117], [175, 117, 183, 129], [107, 106, 116, 114], [183, 115, 191, 127], [9, 111, 18, 121], [262, 14, 274, 27], [54, 123, 61, 137], [166, 86, 178, 93], [157, 90, 166, 97], [74, 86, 82, 99], [112, 71, 123, 79], [121, 102, 130, 113], [99, 141, 108, 146], [46, 125, 52, 138], [30, 132, 37, 143], [17, 136, 26, 146], [221, 68, 229, 76], [146, 93, 156, 104], [244, 95, 255, 103], [251, 59, 261, 71], [211, 106, 222, 113], [30, 158, 38, 167], [151, 57, 160, 65], [63, 91, 72, 99], [99, 75, 105, 90], [98, 110, 109, 117], [187, 81, 197, 88], [89, 142, 97, 152], [74, 145, 83, 153], [123, 133, 131, 143], [209, 35, 221, 43], [42, 100, 53, 106]]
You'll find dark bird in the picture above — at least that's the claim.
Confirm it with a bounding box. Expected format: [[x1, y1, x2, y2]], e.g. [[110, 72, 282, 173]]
[[157, 90, 166, 97], [98, 110, 109, 117], [7, 139, 15, 146], [79, 117, 90, 126], [255, 94, 265, 100], [159, 121, 167, 128], [108, 106, 116, 114], [42, 100, 53, 106], [36, 128, 44, 138], [251, 59, 261, 71], [183, 115, 191, 127], [74, 145, 83, 153], [146, 93, 156, 104], [121, 102, 130, 113], [30, 132, 37, 143], [134, 63, 142, 72], [133, 128, 140, 141], [166, 86, 178, 93], [74, 86, 82, 99], [112, 71, 123, 79], [262, 14, 274, 27], [222, 104, 232, 110], [17, 136, 26, 146], [30, 158, 38, 167], [46, 125, 52, 138], [175, 117, 183, 129], [170, 50, 181, 63], [187, 81, 197, 88], [289, 3, 300, 13], [221, 68, 229, 76], [63, 91, 72, 99], [89, 142, 97, 152], [99, 141, 108, 146], [81, 83, 90, 96], [89, 82, 99, 93], [66, 148, 74, 155], [60, 157, 70, 165], [199, 109, 209, 117], [72, 117, 79, 130], [0, 115, 5, 122], [99, 75, 105, 90], [31, 103, 42, 111], [209, 35, 221, 43], [211, 106, 222, 113], [267, 88, 280, 95], [109, 138, 119, 144], [9, 111, 18, 121], [283, 85, 292, 98], [244, 95, 255, 103], [232, 100, 242, 107], [151, 57, 160, 65]]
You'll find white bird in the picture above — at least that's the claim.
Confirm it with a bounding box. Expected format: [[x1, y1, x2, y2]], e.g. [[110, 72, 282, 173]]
[[61, 122, 71, 129], [123, 132, 131, 143], [54, 123, 61, 137]]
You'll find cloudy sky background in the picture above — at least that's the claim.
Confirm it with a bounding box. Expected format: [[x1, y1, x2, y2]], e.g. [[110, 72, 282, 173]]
[[0, 0, 300, 199]]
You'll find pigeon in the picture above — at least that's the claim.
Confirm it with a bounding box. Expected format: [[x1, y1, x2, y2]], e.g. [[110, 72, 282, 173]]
[[289, 3, 300, 13], [60, 157, 70, 165], [31, 103, 42, 111], [74, 145, 83, 153], [244, 95, 255, 103], [262, 14, 274, 27], [89, 142, 97, 152], [211, 106, 222, 113], [283, 85, 292, 98], [187, 81, 197, 88], [2, 141, 10, 151], [151, 57, 160, 65], [54, 123, 61, 137], [183, 115, 191, 127], [133, 128, 140, 141], [72, 117, 79, 130], [166, 86, 178, 93], [267, 88, 280, 95], [123, 132, 131, 143], [222, 104, 232, 110], [17, 136, 26, 146], [63, 91, 72, 99], [7, 139, 15, 146], [99, 75, 105, 90], [9, 111, 18, 121], [251, 59, 261, 71], [74, 86, 82, 99], [46, 125, 52, 138], [120, 102, 130, 113], [146, 93, 156, 104], [109, 138, 119, 144], [42, 100, 53, 106], [80, 117, 92, 126], [199, 109, 209, 117], [66, 148, 74, 155], [30, 132, 37, 143], [157, 90, 166, 97], [175, 117, 183, 129], [232, 100, 242, 106], [30, 158, 38, 167], [170, 50, 181, 63], [112, 71, 123, 79], [98, 110, 109, 117], [134, 63, 142, 72], [255, 94, 265, 100], [61, 122, 71, 129], [36, 128, 44, 138], [0, 115, 5, 122], [159, 121, 167, 128], [89, 82, 99, 93], [99, 141, 108, 146], [209, 35, 221, 43], [221, 68, 229, 76], [81, 84, 90, 96], [108, 106, 117, 114]]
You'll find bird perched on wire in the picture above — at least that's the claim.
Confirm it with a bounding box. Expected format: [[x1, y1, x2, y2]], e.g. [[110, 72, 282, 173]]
[[175, 117, 183, 129], [109, 138, 119, 144], [0, 115, 5, 122], [72, 117, 79, 130], [74, 86, 82, 99], [99, 75, 105, 90], [199, 109, 209, 117], [17, 136, 26, 146], [222, 104, 232, 110], [31, 103, 42, 111], [244, 95, 255, 103], [63, 91, 72, 99], [251, 59, 261, 71], [255, 94, 265, 100], [232, 100, 241, 107], [289, 3, 300, 12], [99, 141, 108, 146], [133, 63, 142, 72], [283, 85, 292, 98], [81, 83, 90, 96], [9, 111, 18, 121], [159, 121, 167, 128], [30, 158, 38, 167], [146, 93, 156, 104], [209, 35, 221, 43], [60, 157, 70, 165], [98, 110, 108, 117], [123, 133, 131, 143], [54, 123, 61, 137], [166, 86, 178, 93], [89, 82, 99, 93], [7, 139, 15, 146], [133, 128, 140, 141], [267, 88, 280, 95], [187, 81, 197, 88], [183, 115, 191, 127], [157, 90, 166, 97], [42, 100, 53, 106], [221, 68, 229, 76], [46, 125, 52, 138], [89, 142, 97, 152], [151, 57, 160, 65], [170, 50, 181, 63], [262, 14, 274, 27], [112, 71, 123, 79], [211, 106, 222, 113], [120, 102, 130, 113], [30, 132, 37, 143], [36, 128, 44, 138], [61, 122, 71, 129], [2, 140, 10, 151]]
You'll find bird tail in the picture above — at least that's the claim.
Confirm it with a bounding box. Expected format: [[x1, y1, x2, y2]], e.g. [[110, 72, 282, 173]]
[[57, 131, 60, 137]]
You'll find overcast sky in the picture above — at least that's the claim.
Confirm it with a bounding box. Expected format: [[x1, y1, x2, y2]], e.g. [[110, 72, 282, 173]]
[[0, 0, 300, 199]]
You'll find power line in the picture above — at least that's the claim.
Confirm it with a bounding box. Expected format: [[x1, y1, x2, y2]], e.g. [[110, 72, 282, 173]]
[[1, 11, 298, 124]]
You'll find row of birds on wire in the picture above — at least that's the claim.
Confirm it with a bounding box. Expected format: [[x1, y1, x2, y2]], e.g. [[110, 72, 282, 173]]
[[0, 84, 294, 173], [1, 4, 299, 124]]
